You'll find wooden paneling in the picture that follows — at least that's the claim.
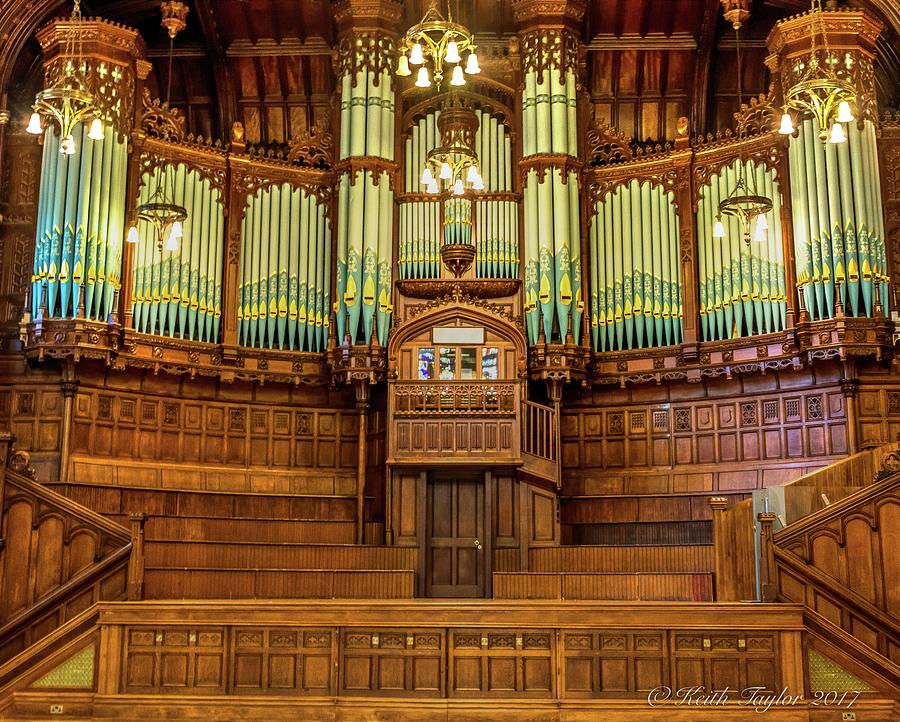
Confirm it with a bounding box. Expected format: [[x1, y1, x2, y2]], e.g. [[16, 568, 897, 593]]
[[0, 384, 64, 480], [525, 546, 713, 573], [341, 629, 443, 697], [393, 419, 515, 458], [562, 492, 748, 523], [426, 476, 486, 598], [143, 516, 356, 544], [566, 520, 713, 546], [142, 570, 416, 600], [492, 573, 713, 601], [710, 499, 757, 602]]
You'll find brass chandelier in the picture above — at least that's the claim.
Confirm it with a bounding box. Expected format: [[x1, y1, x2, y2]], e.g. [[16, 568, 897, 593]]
[[712, 5, 772, 246], [396, 0, 480, 89], [420, 94, 483, 195], [126, 0, 189, 253], [776, 0, 855, 143], [25, 0, 104, 154]]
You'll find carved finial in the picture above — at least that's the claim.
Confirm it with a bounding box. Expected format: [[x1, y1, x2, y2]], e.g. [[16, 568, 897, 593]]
[[231, 121, 245, 143], [287, 120, 333, 168], [8, 449, 36, 479]]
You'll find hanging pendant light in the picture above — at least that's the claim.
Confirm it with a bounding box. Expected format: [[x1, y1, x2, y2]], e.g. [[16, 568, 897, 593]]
[[828, 122, 846, 144], [87, 117, 104, 141], [419, 94, 483, 197], [449, 64, 465, 86], [396, 54, 411, 76], [713, 218, 726, 238], [415, 67, 431, 88], [397, 0, 478, 90], [26, 0, 103, 154], [778, 112, 795, 135], [421, 166, 434, 185], [132, 0, 190, 253]]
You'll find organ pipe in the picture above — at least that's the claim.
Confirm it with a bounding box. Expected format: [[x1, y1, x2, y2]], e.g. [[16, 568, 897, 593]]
[[589, 180, 682, 351]]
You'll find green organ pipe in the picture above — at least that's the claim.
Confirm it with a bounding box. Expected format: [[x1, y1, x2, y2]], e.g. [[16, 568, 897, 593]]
[[335, 61, 394, 347], [696, 159, 787, 341], [238, 183, 331, 351], [788, 119, 887, 320], [589, 180, 683, 351], [521, 50, 582, 344], [32, 125, 127, 321], [131, 164, 224, 343], [400, 112, 441, 279]]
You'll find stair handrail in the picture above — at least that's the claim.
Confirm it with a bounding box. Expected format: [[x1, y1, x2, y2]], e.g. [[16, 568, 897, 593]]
[[522, 398, 557, 462]]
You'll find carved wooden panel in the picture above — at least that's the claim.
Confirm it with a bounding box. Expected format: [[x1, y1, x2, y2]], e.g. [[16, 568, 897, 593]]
[[340, 629, 443, 697], [856, 380, 900, 448], [232, 628, 333, 695], [394, 419, 514, 457], [562, 631, 667, 697], [69, 385, 358, 477], [563, 370, 847, 497], [449, 629, 554, 697], [122, 627, 227, 694], [0, 383, 64, 479]]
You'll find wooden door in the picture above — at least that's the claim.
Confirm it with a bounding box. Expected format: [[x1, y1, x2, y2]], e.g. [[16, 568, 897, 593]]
[[425, 474, 487, 597]]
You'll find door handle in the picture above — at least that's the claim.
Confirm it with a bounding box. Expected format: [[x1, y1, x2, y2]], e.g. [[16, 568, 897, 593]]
[[474, 539, 483, 550]]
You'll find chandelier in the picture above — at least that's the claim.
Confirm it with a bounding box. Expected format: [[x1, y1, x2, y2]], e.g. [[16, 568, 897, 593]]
[[126, 0, 189, 253], [25, 0, 104, 154], [396, 0, 480, 89], [712, 5, 772, 246], [420, 95, 483, 195], [777, 0, 855, 143]]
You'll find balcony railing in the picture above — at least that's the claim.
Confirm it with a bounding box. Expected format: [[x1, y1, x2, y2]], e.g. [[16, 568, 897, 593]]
[[392, 381, 517, 415]]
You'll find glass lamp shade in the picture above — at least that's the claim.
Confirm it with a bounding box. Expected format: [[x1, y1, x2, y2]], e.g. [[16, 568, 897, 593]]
[[753, 219, 767, 243], [756, 213, 768, 232], [126, 225, 140, 244], [421, 166, 434, 185], [87, 118, 104, 141], [466, 165, 480, 183], [171, 220, 184, 240], [452, 178, 464, 196], [836, 100, 854, 124], [164, 228, 179, 252], [778, 113, 794, 135], [426, 179, 439, 194], [26, 112, 42, 134], [439, 162, 452, 180], [713, 218, 726, 238], [415, 66, 431, 88], [450, 64, 465, 86], [465, 52, 481, 74], [396, 54, 411, 76], [60, 135, 76, 155], [828, 123, 846, 144], [471, 175, 485, 191], [409, 43, 425, 65], [445, 41, 461, 64]]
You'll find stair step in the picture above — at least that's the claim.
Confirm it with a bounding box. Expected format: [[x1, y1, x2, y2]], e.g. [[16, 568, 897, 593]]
[[142, 516, 356, 544], [143, 541, 417, 570], [493, 572, 713, 601], [48, 482, 356, 521], [565, 521, 713, 545]]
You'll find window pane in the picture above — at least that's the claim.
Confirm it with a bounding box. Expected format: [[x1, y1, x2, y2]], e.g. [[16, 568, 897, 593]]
[[418, 348, 435, 380], [460, 347, 477, 380], [439, 347, 456, 380], [482, 347, 499, 379]]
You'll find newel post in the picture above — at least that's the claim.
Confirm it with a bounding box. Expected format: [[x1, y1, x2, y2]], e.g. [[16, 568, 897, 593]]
[[757, 511, 778, 602], [127, 512, 147, 600], [708, 496, 732, 601]]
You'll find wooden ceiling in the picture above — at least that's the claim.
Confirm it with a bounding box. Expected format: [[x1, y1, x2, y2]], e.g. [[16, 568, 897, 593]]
[[8, 0, 899, 144]]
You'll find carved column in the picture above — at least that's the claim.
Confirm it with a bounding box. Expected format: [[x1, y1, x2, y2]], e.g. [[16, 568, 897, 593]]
[[514, 0, 585, 347], [353, 378, 371, 544], [58, 377, 79, 484], [222, 124, 247, 355], [29, 21, 146, 322], [841, 374, 860, 454], [332, 0, 401, 349], [767, 11, 886, 321]]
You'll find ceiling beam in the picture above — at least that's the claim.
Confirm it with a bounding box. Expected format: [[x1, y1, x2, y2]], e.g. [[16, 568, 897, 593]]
[[225, 38, 333, 57], [585, 32, 697, 50], [689, 0, 721, 137], [193, 0, 236, 139]]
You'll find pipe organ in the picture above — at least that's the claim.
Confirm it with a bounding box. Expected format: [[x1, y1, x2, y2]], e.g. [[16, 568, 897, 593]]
[[31, 126, 127, 322], [696, 160, 787, 341], [238, 184, 330, 352], [788, 119, 888, 320], [399, 107, 518, 280], [131, 164, 224, 343], [589, 181, 682, 351]]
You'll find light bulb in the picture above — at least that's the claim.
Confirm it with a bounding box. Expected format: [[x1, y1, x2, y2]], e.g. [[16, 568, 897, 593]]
[[26, 112, 42, 134], [753, 219, 767, 243], [466, 165, 480, 183], [453, 178, 464, 196], [836, 100, 854, 124], [472, 174, 485, 191], [165, 229, 179, 252], [465, 51, 481, 74], [126, 225, 139, 244], [439, 162, 452, 180], [415, 66, 431, 88], [778, 112, 794, 135], [713, 218, 726, 238], [445, 41, 461, 64], [409, 43, 424, 65], [828, 123, 846, 144], [450, 64, 465, 86], [756, 214, 768, 232], [171, 220, 184, 239], [60, 135, 76, 155], [421, 166, 434, 185], [426, 179, 439, 194], [87, 117, 104, 141], [396, 54, 411, 77]]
